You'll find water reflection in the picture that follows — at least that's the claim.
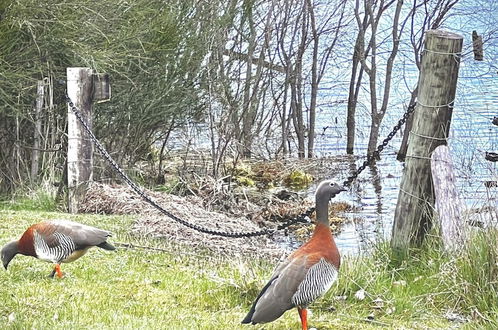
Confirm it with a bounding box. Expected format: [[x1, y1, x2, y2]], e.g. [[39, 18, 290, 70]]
[[311, 53, 497, 255], [319, 131, 496, 256], [330, 157, 406, 255]]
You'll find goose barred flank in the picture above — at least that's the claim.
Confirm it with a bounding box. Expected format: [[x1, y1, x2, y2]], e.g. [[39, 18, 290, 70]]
[[291, 258, 338, 308], [34, 231, 76, 264]]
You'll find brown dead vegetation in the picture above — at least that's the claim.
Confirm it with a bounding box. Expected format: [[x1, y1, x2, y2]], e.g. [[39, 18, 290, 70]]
[[80, 158, 351, 257], [80, 179, 349, 257], [80, 183, 294, 257]]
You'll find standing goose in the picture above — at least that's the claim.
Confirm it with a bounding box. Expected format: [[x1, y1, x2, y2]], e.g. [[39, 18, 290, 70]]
[[242, 180, 345, 330], [1, 219, 115, 278]]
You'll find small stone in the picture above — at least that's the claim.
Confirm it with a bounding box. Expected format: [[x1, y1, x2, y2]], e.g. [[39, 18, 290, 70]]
[[444, 311, 467, 323], [354, 289, 366, 300], [372, 297, 384, 309], [8, 312, 15, 323]]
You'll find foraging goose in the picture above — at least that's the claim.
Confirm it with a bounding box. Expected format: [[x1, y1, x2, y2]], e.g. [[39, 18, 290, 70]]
[[1, 219, 115, 278], [242, 180, 345, 330]]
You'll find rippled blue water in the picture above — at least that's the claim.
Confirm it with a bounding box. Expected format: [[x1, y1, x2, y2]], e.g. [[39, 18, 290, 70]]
[[167, 5, 497, 254], [313, 44, 497, 255]]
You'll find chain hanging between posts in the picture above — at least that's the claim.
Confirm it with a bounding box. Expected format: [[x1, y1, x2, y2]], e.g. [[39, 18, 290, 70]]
[[66, 96, 414, 238], [342, 103, 416, 188], [66, 97, 312, 238]]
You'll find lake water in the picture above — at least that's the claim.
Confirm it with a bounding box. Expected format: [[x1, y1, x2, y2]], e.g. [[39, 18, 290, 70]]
[[165, 7, 497, 254], [174, 48, 496, 255], [312, 51, 498, 255]]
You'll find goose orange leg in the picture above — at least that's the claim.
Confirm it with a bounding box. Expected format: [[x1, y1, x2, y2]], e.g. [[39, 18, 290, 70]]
[[51, 264, 63, 278], [298, 308, 308, 330]]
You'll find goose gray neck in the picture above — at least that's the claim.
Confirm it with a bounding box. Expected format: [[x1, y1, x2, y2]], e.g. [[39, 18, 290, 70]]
[[315, 193, 330, 225], [315, 181, 332, 225], [1, 240, 19, 269], [314, 181, 346, 225]]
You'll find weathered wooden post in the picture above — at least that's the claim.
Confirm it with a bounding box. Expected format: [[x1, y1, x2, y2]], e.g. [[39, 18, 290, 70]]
[[67, 68, 94, 213], [67, 69, 111, 213], [31, 80, 44, 181], [391, 30, 463, 251], [472, 31, 483, 61], [430, 145, 466, 251]]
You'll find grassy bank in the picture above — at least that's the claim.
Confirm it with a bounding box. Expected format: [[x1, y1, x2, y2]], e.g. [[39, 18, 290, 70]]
[[0, 205, 497, 328]]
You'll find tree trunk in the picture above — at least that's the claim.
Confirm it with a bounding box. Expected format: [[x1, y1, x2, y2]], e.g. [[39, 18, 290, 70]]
[[290, 68, 305, 158], [241, 12, 256, 158], [367, 116, 380, 156], [346, 53, 360, 155], [397, 88, 418, 161], [294, 1, 307, 159], [347, 7, 369, 155], [307, 0, 318, 158], [157, 119, 175, 184]]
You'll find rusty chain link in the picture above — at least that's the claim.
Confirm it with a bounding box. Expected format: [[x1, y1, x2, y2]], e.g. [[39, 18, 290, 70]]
[[66, 96, 415, 238]]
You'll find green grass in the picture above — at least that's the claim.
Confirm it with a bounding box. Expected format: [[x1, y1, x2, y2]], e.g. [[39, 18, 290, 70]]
[[0, 187, 58, 212], [0, 206, 497, 328]]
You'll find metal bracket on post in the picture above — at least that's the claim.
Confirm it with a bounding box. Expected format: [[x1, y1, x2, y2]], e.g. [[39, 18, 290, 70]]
[[93, 73, 111, 103]]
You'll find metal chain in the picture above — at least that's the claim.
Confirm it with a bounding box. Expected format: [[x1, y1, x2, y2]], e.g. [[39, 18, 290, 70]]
[[66, 96, 414, 238], [342, 103, 416, 188], [66, 97, 311, 238]]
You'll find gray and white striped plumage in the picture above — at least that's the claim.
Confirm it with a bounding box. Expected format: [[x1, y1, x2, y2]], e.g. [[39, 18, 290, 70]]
[[34, 230, 77, 263], [292, 258, 338, 307], [1, 219, 115, 276]]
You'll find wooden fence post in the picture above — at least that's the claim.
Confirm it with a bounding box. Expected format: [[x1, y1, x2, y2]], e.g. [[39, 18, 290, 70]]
[[431, 145, 466, 251], [391, 30, 463, 251], [67, 68, 94, 213], [31, 80, 44, 181]]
